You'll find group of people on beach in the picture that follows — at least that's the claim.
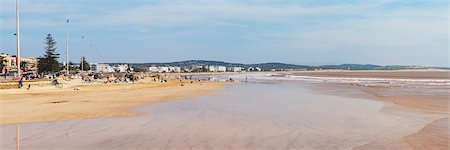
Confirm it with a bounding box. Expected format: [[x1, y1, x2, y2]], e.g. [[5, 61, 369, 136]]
[[13, 72, 145, 90], [82, 73, 144, 84], [12, 72, 247, 90]]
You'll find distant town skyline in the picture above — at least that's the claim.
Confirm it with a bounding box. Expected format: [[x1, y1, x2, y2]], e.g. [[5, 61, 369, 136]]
[[0, 0, 448, 67]]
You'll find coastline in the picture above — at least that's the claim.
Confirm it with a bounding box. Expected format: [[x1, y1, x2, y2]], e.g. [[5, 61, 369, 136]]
[[0, 78, 234, 125], [267, 70, 449, 114], [0, 70, 448, 149], [271, 70, 449, 150], [310, 82, 449, 150], [1, 78, 442, 149]]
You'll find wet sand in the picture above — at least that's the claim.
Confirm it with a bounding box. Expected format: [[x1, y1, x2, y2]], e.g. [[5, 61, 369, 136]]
[[0, 70, 448, 149], [257, 70, 449, 114], [303, 83, 449, 150], [239, 70, 449, 149], [1, 78, 447, 149], [285, 69, 450, 79], [404, 117, 449, 149]]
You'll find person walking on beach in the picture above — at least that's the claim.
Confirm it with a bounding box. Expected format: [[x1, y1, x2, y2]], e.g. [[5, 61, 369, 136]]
[[18, 77, 23, 88]]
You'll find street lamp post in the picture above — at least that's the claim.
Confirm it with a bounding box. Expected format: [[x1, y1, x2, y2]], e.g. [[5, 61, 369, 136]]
[[81, 36, 84, 74], [65, 19, 69, 76], [89, 44, 93, 69], [16, 0, 21, 77]]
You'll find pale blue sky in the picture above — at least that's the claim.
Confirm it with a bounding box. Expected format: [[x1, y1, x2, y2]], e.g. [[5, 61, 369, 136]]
[[0, 0, 448, 66]]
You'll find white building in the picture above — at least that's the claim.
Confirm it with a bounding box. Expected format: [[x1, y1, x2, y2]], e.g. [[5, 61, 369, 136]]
[[168, 66, 181, 73], [148, 66, 180, 73], [113, 64, 129, 73], [92, 63, 115, 73], [182, 67, 192, 72], [217, 66, 227, 72], [208, 65, 226, 72], [148, 67, 159, 73], [159, 67, 169, 73], [190, 65, 204, 72], [227, 67, 243, 72], [247, 67, 262, 72]]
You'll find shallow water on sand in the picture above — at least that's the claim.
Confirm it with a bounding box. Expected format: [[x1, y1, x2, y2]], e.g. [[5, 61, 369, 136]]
[[0, 82, 443, 150]]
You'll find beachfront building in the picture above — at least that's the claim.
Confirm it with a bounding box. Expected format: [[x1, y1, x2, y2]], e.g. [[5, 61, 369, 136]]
[[1, 53, 17, 67], [227, 67, 243, 72], [69, 63, 80, 70], [148, 66, 181, 73], [159, 67, 169, 73], [247, 67, 262, 72], [182, 67, 192, 72], [1, 53, 16, 75], [148, 66, 159, 73], [190, 65, 206, 72], [207, 65, 227, 72], [1, 53, 38, 75], [113, 64, 129, 73], [91, 63, 115, 73], [168, 66, 181, 73], [21, 57, 38, 73]]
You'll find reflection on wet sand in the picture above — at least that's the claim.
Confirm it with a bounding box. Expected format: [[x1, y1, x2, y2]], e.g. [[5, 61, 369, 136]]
[[231, 71, 449, 149], [1, 80, 446, 149]]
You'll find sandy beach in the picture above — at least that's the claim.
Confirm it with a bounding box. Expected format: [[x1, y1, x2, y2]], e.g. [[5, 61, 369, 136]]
[[0, 70, 448, 149], [0, 77, 232, 125], [1, 0, 447, 148], [252, 70, 450, 149]]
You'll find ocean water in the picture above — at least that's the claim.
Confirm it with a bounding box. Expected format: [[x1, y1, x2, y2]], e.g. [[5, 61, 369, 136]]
[[230, 73, 450, 86], [229, 73, 450, 95]]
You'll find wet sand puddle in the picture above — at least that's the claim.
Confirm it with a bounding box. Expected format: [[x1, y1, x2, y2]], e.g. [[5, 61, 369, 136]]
[[0, 82, 444, 150]]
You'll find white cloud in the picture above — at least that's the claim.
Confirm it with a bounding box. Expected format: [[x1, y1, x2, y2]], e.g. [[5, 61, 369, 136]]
[[84, 2, 372, 28], [0, 0, 447, 66]]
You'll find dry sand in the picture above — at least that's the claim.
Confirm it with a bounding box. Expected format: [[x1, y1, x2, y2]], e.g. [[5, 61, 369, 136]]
[[0, 78, 232, 125]]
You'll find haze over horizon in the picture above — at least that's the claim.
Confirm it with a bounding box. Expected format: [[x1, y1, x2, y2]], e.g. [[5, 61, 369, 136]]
[[0, 0, 448, 67]]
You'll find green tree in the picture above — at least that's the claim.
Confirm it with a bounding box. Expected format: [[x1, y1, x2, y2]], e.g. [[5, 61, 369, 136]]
[[133, 67, 144, 72], [0, 55, 4, 71], [68, 61, 77, 71], [79, 57, 90, 71], [38, 34, 60, 74]]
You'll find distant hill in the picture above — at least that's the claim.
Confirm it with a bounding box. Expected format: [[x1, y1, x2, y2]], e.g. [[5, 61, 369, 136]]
[[321, 64, 382, 70], [319, 64, 432, 70], [128, 60, 242, 68], [249, 63, 311, 70], [118, 60, 311, 70], [108, 60, 443, 71]]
